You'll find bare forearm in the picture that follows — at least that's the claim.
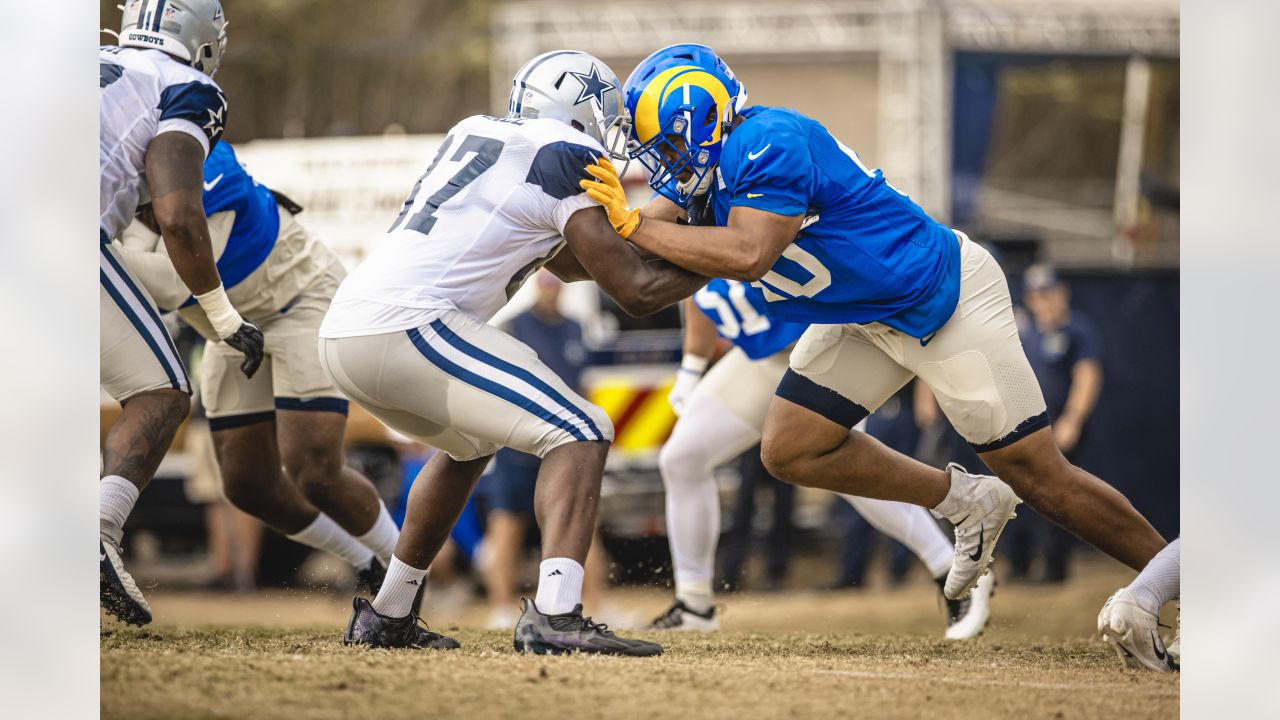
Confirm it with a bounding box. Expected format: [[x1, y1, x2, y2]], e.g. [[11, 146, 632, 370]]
[[631, 217, 763, 281], [622, 258, 708, 317], [158, 211, 220, 295]]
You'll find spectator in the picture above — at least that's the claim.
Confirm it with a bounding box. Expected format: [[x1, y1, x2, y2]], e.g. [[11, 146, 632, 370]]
[[1005, 264, 1105, 583]]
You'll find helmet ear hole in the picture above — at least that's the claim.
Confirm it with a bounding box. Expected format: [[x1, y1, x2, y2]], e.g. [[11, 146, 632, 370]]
[[570, 120, 585, 132], [702, 105, 717, 127]]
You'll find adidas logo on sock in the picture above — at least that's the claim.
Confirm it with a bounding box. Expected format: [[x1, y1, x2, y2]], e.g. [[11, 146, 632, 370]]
[[406, 579, 421, 586], [547, 569, 563, 577]]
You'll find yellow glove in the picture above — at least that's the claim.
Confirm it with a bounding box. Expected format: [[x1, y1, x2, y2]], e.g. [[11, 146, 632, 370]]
[[579, 156, 641, 239]]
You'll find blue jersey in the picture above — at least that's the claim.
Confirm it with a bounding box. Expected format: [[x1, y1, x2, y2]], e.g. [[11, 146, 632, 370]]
[[711, 106, 960, 340], [180, 142, 279, 306], [693, 279, 809, 360]]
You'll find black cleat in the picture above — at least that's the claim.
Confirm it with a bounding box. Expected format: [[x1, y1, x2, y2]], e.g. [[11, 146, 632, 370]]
[[100, 538, 152, 626], [342, 597, 460, 650], [514, 598, 663, 656], [648, 600, 720, 631], [356, 557, 387, 595]]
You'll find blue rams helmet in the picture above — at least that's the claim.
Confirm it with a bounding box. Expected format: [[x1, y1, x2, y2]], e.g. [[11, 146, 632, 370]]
[[622, 44, 747, 208]]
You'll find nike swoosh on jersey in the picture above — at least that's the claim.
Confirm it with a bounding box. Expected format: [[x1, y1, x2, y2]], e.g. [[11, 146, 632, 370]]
[[747, 144, 772, 161], [746, 193, 764, 198], [203, 173, 224, 191]]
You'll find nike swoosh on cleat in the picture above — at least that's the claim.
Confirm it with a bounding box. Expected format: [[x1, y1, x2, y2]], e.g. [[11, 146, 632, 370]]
[[968, 526, 984, 561], [1151, 631, 1167, 660], [203, 173, 224, 192], [747, 144, 771, 160]]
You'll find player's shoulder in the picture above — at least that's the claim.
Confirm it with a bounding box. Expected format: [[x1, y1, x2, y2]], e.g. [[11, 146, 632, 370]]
[[723, 106, 811, 175], [519, 119, 604, 200], [729, 107, 809, 149]]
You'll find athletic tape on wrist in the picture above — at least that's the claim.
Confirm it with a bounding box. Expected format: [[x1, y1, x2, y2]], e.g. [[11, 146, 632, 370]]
[[194, 284, 243, 339]]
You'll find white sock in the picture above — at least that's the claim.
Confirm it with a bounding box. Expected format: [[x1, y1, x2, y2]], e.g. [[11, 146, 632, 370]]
[[100, 475, 139, 547], [932, 466, 976, 520], [355, 502, 399, 565], [535, 558, 584, 615], [1129, 538, 1180, 615], [286, 512, 375, 569], [675, 580, 714, 614], [370, 555, 427, 617], [843, 494, 953, 578]]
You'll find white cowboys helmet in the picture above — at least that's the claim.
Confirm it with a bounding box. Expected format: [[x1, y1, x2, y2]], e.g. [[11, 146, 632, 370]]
[[112, 0, 229, 77], [507, 51, 630, 160]]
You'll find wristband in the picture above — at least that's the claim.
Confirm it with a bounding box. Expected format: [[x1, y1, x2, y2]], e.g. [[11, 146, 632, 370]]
[[194, 284, 243, 339], [680, 354, 710, 375]]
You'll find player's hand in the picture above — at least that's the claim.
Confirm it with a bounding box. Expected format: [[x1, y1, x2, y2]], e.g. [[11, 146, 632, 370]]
[[580, 157, 641, 239], [668, 367, 702, 417], [222, 320, 265, 378]]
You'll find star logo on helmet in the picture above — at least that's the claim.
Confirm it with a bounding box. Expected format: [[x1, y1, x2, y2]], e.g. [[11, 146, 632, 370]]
[[203, 104, 225, 139], [568, 65, 614, 108]]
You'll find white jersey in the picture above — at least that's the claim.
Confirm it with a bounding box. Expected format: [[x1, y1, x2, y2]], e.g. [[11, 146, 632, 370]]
[[320, 115, 602, 338], [99, 46, 227, 240]]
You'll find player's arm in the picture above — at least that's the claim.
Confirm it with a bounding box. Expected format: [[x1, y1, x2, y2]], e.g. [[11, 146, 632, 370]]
[[561, 206, 709, 317], [145, 132, 263, 376], [629, 206, 802, 281], [581, 155, 803, 281]]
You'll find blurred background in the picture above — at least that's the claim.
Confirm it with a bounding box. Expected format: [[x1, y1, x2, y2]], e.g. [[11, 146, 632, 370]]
[[99, 0, 1178, 621]]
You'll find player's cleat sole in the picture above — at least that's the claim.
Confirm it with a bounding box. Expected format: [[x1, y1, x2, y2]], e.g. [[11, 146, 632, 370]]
[[514, 598, 663, 656], [1097, 588, 1178, 672], [648, 600, 719, 632], [100, 538, 152, 626], [943, 464, 1021, 600], [943, 571, 994, 640], [342, 597, 460, 650]]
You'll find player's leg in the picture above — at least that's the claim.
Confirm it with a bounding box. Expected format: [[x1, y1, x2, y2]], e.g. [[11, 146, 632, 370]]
[[1098, 538, 1180, 671], [201, 342, 385, 587], [908, 238, 1166, 573], [761, 322, 1022, 599], [654, 348, 777, 629], [322, 315, 658, 655], [99, 241, 193, 625], [267, 269, 399, 565]]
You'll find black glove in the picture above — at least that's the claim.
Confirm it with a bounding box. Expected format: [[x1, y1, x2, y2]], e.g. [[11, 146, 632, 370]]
[[222, 320, 265, 378]]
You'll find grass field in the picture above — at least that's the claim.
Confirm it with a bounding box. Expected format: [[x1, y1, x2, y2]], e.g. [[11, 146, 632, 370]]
[[101, 558, 1179, 719]]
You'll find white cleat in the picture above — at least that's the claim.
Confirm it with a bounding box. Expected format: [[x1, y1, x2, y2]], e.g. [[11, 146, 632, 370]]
[[941, 464, 1021, 600], [944, 571, 995, 640], [1098, 588, 1178, 672], [648, 600, 720, 632], [100, 538, 152, 626], [1168, 600, 1180, 664]]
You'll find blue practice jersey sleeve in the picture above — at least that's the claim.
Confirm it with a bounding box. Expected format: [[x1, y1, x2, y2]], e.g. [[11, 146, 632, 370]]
[[724, 127, 812, 217]]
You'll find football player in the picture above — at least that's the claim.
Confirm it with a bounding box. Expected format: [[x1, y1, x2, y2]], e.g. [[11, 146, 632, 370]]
[[584, 43, 1168, 601], [116, 141, 401, 592], [652, 279, 993, 639], [320, 51, 706, 655], [99, 0, 263, 626]]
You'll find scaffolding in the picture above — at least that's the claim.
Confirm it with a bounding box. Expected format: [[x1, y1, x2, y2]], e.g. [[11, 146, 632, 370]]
[[493, 0, 1178, 259]]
